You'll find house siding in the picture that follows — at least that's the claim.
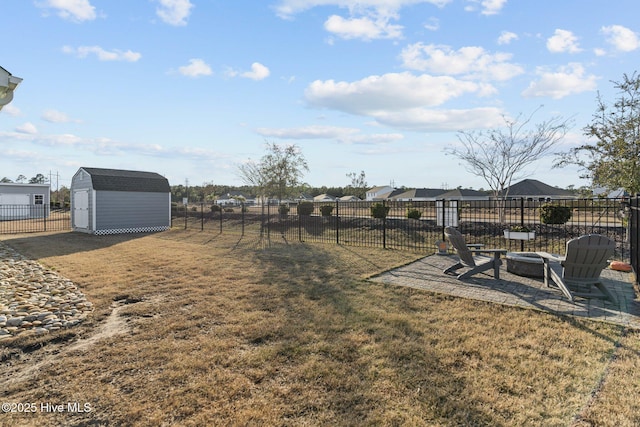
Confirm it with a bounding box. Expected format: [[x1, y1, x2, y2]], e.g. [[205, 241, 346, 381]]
[[0, 184, 50, 219]]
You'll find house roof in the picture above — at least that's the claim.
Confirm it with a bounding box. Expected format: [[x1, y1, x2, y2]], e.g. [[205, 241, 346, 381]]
[[439, 188, 488, 199], [504, 179, 573, 197], [80, 167, 170, 193]]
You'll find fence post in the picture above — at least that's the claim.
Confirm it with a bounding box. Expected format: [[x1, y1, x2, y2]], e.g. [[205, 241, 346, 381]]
[[335, 200, 340, 245], [520, 197, 525, 252], [43, 205, 47, 232], [298, 203, 302, 242], [184, 204, 188, 230], [241, 202, 245, 236], [201, 203, 204, 231], [382, 200, 387, 249]]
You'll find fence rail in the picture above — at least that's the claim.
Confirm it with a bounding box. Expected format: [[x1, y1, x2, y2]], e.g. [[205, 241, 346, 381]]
[[172, 198, 632, 261], [0, 205, 71, 234]]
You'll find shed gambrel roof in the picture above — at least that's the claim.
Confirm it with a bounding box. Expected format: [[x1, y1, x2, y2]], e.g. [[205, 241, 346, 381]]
[[80, 167, 170, 193]]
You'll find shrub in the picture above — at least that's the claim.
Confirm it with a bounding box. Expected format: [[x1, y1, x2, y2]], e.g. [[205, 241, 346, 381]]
[[407, 209, 422, 220], [540, 204, 572, 224], [297, 201, 314, 216], [370, 203, 390, 219], [224, 207, 234, 213], [211, 204, 221, 212], [190, 206, 198, 212], [320, 205, 334, 216], [279, 204, 290, 215]]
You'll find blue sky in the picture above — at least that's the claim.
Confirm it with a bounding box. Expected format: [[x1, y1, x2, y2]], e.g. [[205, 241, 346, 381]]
[[2, 0, 639, 191]]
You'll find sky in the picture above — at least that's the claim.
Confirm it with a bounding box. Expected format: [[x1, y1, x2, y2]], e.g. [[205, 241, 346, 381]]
[[2, 0, 639, 192]]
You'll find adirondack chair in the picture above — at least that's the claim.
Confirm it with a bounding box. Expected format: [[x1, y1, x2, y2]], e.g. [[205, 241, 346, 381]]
[[536, 234, 616, 303], [444, 227, 507, 280]]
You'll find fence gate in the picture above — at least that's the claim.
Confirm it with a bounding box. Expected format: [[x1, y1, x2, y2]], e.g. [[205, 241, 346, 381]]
[[630, 196, 640, 283]]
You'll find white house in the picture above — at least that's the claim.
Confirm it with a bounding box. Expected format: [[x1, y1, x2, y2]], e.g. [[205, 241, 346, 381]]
[[0, 183, 50, 219], [365, 186, 404, 201], [314, 193, 336, 202]]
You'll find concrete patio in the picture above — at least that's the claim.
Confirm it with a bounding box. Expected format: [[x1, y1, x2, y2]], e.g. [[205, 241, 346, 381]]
[[370, 254, 640, 329]]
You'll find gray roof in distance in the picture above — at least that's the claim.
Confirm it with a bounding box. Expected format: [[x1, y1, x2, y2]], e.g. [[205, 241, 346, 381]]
[[81, 167, 170, 193], [504, 179, 573, 197]]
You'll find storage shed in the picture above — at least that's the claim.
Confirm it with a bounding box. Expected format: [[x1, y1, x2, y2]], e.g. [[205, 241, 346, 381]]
[[71, 167, 171, 235], [0, 183, 50, 220]]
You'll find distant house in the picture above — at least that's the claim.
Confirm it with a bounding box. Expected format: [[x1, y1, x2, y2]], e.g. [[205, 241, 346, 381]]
[[0, 183, 50, 220], [502, 179, 575, 200], [339, 195, 360, 202], [365, 186, 405, 201], [70, 167, 171, 235], [216, 191, 254, 206], [390, 188, 489, 202], [314, 193, 336, 202], [439, 188, 489, 201]]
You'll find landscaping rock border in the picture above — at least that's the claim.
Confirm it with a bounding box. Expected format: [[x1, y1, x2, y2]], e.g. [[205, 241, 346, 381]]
[[0, 243, 93, 340]]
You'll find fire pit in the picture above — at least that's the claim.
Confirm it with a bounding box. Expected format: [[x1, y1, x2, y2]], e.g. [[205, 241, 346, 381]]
[[505, 252, 544, 278]]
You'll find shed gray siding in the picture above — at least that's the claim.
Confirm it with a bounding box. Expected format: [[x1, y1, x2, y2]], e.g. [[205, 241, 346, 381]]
[[70, 167, 170, 235], [95, 191, 170, 231]]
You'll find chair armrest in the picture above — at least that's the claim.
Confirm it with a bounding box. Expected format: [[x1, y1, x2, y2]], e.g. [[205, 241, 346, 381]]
[[474, 249, 508, 257], [535, 252, 564, 262]]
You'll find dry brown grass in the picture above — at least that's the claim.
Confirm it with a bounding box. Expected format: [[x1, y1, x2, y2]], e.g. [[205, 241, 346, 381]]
[[0, 230, 638, 426]]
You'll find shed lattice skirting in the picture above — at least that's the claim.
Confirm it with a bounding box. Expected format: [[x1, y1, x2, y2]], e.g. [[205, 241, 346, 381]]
[[93, 226, 169, 235]]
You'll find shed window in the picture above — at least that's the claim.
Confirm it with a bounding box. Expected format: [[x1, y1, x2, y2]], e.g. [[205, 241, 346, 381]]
[[34, 194, 44, 205]]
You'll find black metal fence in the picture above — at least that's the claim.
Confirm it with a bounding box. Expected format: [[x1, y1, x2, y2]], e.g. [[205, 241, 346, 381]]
[[0, 205, 71, 234], [630, 196, 639, 280], [172, 198, 632, 261]]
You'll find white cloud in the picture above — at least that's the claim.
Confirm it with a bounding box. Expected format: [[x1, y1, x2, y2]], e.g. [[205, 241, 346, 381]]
[[241, 63, 271, 80], [400, 43, 524, 81], [305, 72, 487, 115], [372, 107, 505, 131], [255, 125, 404, 144], [256, 125, 360, 139], [0, 105, 21, 117], [522, 63, 597, 99], [274, 0, 450, 40], [178, 59, 213, 78], [547, 29, 582, 53], [465, 0, 508, 15], [40, 0, 96, 22], [155, 0, 193, 26], [324, 14, 403, 40], [424, 17, 439, 31], [42, 109, 81, 123], [274, 0, 452, 19], [62, 45, 141, 62], [601, 25, 639, 52], [15, 122, 38, 135], [497, 31, 518, 45]]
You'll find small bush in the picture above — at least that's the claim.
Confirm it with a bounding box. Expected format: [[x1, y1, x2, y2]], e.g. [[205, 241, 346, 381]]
[[371, 203, 390, 219], [540, 204, 572, 224], [320, 205, 334, 216], [211, 204, 221, 212], [224, 207, 234, 213], [279, 204, 290, 215], [508, 225, 531, 232], [297, 202, 314, 216], [407, 209, 422, 220], [190, 206, 198, 212]]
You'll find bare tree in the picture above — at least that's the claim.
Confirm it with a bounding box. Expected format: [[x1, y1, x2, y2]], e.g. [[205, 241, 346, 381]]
[[346, 170, 368, 199], [237, 142, 309, 204], [445, 108, 572, 221]]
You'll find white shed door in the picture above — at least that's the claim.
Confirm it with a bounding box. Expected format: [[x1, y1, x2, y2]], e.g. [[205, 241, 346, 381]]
[[73, 190, 89, 229]]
